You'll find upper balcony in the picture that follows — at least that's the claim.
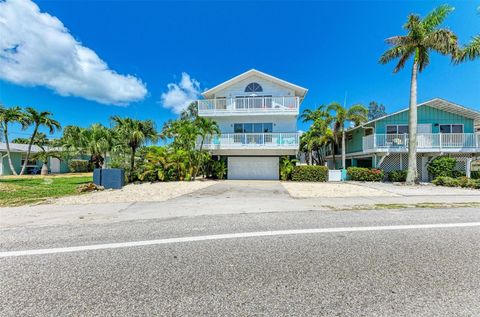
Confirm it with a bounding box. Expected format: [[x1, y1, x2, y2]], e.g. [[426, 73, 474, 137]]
[[197, 96, 300, 116], [362, 133, 480, 153]]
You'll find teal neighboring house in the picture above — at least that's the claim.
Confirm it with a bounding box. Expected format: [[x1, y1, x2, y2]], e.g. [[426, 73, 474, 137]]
[[327, 98, 480, 181], [0, 143, 70, 176]]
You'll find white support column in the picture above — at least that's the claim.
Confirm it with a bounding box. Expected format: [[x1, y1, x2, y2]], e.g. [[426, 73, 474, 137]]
[[466, 158, 472, 178]]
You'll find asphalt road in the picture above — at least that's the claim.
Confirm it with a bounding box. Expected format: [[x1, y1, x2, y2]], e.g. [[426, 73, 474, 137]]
[[1, 207, 480, 316]]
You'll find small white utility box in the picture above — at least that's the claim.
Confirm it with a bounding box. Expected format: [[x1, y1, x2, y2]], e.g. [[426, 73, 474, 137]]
[[328, 170, 342, 182]]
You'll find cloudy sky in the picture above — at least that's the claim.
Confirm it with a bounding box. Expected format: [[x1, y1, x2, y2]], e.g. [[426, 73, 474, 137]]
[[1, 0, 479, 138]]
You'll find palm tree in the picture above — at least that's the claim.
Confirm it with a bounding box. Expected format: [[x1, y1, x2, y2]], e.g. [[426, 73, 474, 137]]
[[111, 116, 158, 181], [193, 117, 220, 179], [327, 102, 368, 170], [0, 105, 26, 175], [19, 108, 61, 175], [32, 149, 62, 176], [379, 5, 458, 184], [300, 105, 333, 165]]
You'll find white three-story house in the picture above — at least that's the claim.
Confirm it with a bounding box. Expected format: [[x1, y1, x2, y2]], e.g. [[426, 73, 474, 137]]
[[197, 69, 307, 180]]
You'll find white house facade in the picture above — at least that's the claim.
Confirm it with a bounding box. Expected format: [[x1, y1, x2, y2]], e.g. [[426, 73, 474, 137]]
[[197, 69, 307, 180]]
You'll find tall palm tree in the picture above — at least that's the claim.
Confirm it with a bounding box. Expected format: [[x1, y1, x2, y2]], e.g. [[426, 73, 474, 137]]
[[111, 116, 158, 181], [300, 105, 333, 165], [379, 5, 458, 184], [20, 108, 61, 175], [327, 102, 368, 170], [193, 117, 220, 179], [0, 105, 26, 175]]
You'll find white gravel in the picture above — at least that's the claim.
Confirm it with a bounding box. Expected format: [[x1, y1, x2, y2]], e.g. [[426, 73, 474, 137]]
[[282, 182, 398, 198], [52, 180, 217, 205]]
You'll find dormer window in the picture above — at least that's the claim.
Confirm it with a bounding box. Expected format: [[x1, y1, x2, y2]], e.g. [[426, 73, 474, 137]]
[[245, 82, 263, 93]]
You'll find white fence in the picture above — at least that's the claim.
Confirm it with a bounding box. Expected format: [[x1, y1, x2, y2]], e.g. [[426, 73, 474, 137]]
[[363, 133, 480, 151], [200, 133, 300, 149], [198, 96, 299, 114]]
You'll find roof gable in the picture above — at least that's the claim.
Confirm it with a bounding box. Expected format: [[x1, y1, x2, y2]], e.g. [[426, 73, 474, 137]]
[[201, 69, 308, 99]]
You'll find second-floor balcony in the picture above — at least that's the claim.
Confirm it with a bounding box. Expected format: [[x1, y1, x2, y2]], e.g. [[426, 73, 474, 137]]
[[199, 133, 300, 150], [362, 133, 480, 152], [197, 96, 299, 116]]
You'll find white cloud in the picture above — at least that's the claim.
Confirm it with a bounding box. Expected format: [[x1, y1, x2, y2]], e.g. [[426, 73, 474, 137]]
[[161, 72, 201, 114], [0, 0, 147, 105]]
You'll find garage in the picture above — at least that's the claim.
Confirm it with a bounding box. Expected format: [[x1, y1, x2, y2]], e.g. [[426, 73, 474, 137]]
[[227, 157, 279, 180]]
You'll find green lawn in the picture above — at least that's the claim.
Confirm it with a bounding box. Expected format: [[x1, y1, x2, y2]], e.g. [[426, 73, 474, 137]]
[[0, 176, 92, 206]]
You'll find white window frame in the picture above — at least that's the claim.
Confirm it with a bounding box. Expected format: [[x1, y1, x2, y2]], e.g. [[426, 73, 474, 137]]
[[386, 124, 408, 134], [439, 124, 464, 134]]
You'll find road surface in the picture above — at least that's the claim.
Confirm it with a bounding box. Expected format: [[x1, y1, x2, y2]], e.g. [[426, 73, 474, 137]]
[[1, 207, 480, 316]]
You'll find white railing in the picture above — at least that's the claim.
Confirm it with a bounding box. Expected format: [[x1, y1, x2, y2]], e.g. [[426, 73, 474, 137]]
[[199, 133, 300, 149], [362, 133, 480, 151], [197, 96, 299, 115]]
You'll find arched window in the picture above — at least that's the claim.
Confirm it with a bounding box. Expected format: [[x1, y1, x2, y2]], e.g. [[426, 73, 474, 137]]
[[245, 82, 263, 93]]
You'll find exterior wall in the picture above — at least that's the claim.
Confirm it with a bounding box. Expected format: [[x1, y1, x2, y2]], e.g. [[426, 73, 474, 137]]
[[213, 75, 295, 99], [1, 151, 71, 175], [346, 128, 366, 154], [375, 106, 475, 134], [214, 116, 297, 133]]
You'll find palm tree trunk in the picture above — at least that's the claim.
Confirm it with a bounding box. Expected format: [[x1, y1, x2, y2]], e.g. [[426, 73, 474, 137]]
[[406, 59, 419, 185], [3, 126, 18, 175], [102, 152, 107, 169], [20, 125, 38, 175], [341, 130, 346, 169], [331, 142, 336, 169], [129, 147, 136, 182]]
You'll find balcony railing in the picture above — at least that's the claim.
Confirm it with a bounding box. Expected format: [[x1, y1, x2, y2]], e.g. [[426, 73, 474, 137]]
[[197, 96, 299, 115], [362, 133, 480, 151], [199, 133, 300, 150]]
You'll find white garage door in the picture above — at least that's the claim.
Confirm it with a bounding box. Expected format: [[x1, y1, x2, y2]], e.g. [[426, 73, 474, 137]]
[[228, 157, 279, 180]]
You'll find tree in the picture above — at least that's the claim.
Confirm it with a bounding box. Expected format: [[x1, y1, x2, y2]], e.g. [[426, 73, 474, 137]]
[[367, 101, 387, 121], [193, 117, 220, 179], [300, 105, 333, 165], [111, 116, 158, 181], [457, 36, 480, 61], [0, 105, 26, 175], [19, 108, 61, 175], [327, 102, 368, 170], [379, 5, 458, 184]]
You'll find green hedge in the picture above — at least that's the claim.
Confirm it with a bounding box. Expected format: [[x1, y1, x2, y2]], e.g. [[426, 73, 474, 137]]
[[387, 170, 407, 182], [432, 176, 480, 189], [427, 156, 457, 178], [347, 167, 384, 182], [68, 159, 93, 173], [291, 165, 328, 182]]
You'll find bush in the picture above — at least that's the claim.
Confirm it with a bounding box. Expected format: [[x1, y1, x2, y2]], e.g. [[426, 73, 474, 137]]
[[387, 170, 407, 182], [427, 156, 457, 179], [347, 167, 384, 182], [471, 171, 480, 180], [432, 176, 480, 189], [291, 165, 328, 182], [280, 156, 298, 181], [69, 159, 92, 173]]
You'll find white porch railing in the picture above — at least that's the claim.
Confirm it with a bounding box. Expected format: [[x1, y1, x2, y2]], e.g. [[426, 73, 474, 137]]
[[197, 96, 299, 115], [199, 133, 300, 149], [362, 133, 480, 151]]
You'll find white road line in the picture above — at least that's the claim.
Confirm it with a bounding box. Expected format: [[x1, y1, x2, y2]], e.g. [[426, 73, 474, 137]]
[[2, 222, 480, 258]]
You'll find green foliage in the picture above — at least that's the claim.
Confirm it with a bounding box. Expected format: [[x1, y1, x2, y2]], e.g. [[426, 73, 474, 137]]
[[367, 101, 387, 121], [432, 176, 480, 189], [387, 170, 407, 182], [427, 156, 457, 178], [211, 160, 227, 180], [291, 165, 328, 182], [69, 159, 93, 173], [471, 171, 480, 180], [280, 156, 298, 181], [347, 167, 384, 182]]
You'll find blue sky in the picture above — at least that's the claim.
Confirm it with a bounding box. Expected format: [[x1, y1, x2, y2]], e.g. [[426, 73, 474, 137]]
[[1, 0, 479, 139]]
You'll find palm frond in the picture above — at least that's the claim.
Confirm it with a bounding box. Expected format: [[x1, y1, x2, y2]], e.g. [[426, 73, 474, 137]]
[[422, 4, 454, 32]]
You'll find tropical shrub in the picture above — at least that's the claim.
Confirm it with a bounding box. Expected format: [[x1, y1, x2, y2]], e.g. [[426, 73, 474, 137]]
[[427, 156, 457, 179], [68, 159, 92, 173], [347, 167, 384, 182], [291, 165, 328, 182], [471, 171, 480, 180], [432, 176, 480, 189], [387, 170, 407, 182], [211, 160, 227, 180], [280, 156, 298, 181]]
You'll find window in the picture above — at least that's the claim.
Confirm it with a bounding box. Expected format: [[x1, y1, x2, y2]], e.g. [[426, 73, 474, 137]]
[[440, 124, 463, 134], [245, 82, 263, 93], [233, 123, 273, 133], [21, 154, 36, 166], [386, 125, 408, 134]]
